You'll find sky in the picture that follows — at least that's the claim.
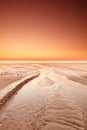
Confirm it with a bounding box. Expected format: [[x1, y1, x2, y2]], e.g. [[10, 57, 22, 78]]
[[0, 0, 87, 60]]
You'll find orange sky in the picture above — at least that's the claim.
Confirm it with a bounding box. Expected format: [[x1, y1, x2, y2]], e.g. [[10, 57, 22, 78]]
[[0, 0, 87, 60]]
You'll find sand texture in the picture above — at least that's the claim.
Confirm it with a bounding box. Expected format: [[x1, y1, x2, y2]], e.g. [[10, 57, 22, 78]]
[[0, 63, 87, 130]]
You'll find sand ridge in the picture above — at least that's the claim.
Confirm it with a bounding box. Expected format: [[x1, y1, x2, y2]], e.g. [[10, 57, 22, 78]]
[[0, 64, 87, 130]]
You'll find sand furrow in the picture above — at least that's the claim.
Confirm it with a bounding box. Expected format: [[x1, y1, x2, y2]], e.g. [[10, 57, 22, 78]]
[[0, 73, 40, 109]]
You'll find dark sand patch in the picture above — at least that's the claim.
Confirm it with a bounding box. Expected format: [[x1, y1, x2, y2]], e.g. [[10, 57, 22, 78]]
[[67, 75, 87, 86]]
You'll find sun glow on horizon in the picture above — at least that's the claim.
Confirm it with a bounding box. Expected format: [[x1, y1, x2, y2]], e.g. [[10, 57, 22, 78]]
[[0, 1, 87, 60]]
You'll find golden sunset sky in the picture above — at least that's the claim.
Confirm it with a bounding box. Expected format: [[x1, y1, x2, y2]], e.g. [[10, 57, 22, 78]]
[[0, 0, 87, 60]]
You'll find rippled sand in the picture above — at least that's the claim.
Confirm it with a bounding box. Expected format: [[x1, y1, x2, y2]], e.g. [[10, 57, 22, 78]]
[[0, 64, 40, 90], [0, 63, 87, 130]]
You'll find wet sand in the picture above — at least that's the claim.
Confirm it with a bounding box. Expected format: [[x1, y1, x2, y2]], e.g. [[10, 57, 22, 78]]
[[0, 64, 40, 90], [0, 63, 87, 130], [0, 74, 25, 91], [41, 63, 87, 85]]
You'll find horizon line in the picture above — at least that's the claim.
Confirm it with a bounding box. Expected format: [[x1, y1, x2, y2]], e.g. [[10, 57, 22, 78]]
[[0, 60, 87, 63]]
